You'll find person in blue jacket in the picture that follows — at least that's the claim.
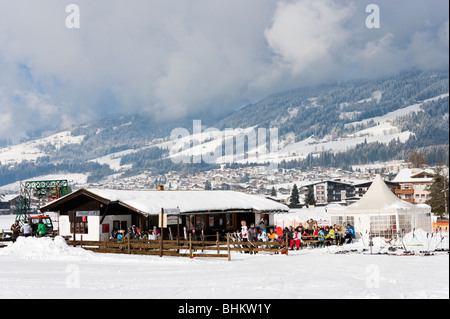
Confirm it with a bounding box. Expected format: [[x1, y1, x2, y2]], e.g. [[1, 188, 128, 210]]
[[344, 224, 355, 244], [318, 227, 326, 247]]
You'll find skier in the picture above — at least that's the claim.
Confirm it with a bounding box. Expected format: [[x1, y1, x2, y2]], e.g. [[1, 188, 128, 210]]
[[344, 224, 355, 244], [290, 229, 302, 250], [318, 227, 326, 247], [153, 226, 160, 239], [258, 217, 267, 233], [267, 228, 277, 241], [276, 226, 284, 244], [191, 229, 198, 241], [148, 230, 157, 240], [241, 220, 249, 253], [240, 220, 248, 239], [267, 228, 278, 249], [37, 220, 46, 237], [117, 231, 123, 243], [334, 225, 343, 245], [248, 223, 258, 242], [285, 227, 293, 246], [20, 220, 32, 238], [257, 228, 268, 242], [325, 226, 335, 245], [10, 221, 20, 242], [306, 219, 316, 235]]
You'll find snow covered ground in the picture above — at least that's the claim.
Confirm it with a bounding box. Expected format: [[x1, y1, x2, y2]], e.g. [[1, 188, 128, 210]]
[[1, 211, 448, 300], [0, 131, 85, 165]]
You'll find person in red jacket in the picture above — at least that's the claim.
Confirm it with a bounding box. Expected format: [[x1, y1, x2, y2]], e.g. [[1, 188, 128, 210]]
[[313, 226, 319, 236], [290, 229, 302, 250]]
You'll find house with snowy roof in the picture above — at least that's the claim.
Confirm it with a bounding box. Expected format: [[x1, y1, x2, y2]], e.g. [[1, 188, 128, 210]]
[[392, 168, 434, 204], [40, 188, 288, 241], [0, 194, 20, 215]]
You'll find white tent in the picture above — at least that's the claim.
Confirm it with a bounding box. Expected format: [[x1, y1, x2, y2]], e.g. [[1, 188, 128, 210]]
[[328, 175, 432, 238]]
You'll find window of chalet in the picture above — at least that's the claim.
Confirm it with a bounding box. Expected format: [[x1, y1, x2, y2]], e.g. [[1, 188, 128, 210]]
[[68, 211, 89, 234], [226, 213, 235, 229], [71, 221, 88, 234]]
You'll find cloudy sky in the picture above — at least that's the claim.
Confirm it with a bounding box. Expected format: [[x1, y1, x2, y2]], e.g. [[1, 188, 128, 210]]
[[0, 0, 448, 141]]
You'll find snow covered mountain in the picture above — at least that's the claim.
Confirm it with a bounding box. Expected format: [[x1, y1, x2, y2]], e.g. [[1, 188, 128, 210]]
[[0, 69, 448, 187]]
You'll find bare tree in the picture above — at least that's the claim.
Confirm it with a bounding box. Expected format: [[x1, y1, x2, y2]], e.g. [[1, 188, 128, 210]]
[[408, 151, 428, 168]]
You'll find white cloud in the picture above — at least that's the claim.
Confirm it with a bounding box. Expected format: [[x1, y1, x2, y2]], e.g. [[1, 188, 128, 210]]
[[439, 20, 449, 48], [0, 0, 448, 141], [264, 0, 449, 82], [265, 0, 355, 74]]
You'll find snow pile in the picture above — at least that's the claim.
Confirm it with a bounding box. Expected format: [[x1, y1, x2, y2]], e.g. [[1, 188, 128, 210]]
[[0, 236, 95, 261]]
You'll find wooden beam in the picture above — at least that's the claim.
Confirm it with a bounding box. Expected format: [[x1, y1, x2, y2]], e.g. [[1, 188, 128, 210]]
[[99, 201, 115, 225]]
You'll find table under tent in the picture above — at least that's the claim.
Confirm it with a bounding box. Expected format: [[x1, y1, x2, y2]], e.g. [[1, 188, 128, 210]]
[[327, 175, 433, 240]]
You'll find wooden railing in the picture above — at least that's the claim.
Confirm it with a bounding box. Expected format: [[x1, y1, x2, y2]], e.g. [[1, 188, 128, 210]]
[[65, 233, 334, 260], [65, 233, 295, 260]]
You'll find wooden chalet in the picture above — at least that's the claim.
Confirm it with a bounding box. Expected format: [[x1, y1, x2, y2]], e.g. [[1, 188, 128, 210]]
[[40, 188, 288, 241]]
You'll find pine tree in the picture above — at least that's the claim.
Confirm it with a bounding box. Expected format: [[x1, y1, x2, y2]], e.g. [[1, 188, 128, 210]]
[[305, 186, 316, 206], [426, 166, 449, 218], [290, 184, 299, 205], [271, 187, 277, 197]]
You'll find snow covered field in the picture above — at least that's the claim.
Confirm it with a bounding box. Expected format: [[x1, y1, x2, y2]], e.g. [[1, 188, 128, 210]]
[[1, 214, 448, 300]]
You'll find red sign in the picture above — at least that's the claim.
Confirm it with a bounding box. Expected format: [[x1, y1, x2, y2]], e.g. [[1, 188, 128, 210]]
[[102, 224, 110, 234]]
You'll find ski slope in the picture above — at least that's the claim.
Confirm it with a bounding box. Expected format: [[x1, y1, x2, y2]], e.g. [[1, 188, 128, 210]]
[[0, 211, 448, 299], [0, 131, 85, 165], [162, 93, 449, 165], [0, 235, 447, 299]]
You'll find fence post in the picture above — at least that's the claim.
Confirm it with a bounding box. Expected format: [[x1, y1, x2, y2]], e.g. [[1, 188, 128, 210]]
[[216, 232, 220, 255], [285, 235, 289, 256], [159, 231, 164, 258], [189, 233, 192, 258], [227, 233, 231, 262], [127, 235, 130, 254]]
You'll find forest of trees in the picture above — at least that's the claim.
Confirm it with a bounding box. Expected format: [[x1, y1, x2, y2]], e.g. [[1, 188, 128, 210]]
[[0, 160, 113, 186]]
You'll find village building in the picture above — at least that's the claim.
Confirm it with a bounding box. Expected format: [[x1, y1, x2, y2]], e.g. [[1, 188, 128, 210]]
[[0, 194, 20, 215], [392, 168, 434, 204], [40, 188, 288, 241], [300, 180, 355, 205]]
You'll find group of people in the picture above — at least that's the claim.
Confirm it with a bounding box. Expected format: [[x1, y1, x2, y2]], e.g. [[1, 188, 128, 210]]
[[239, 218, 271, 243], [282, 223, 356, 250], [10, 220, 47, 242], [110, 225, 161, 241], [239, 218, 356, 250]]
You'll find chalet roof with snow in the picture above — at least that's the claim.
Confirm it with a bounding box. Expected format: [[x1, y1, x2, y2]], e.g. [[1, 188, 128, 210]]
[[40, 188, 289, 216], [393, 168, 435, 183]]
